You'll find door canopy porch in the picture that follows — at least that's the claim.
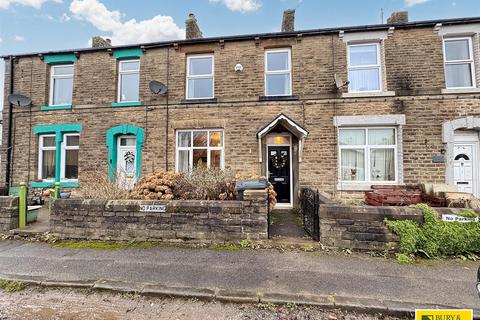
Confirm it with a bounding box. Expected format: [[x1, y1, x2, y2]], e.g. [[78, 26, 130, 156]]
[[257, 113, 309, 162]]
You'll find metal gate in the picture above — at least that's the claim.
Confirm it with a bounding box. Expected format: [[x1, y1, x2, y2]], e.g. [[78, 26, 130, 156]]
[[300, 188, 320, 241]]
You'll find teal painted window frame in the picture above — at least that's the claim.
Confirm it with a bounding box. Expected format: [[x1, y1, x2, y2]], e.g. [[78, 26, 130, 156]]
[[106, 124, 144, 181], [44, 54, 78, 65], [33, 124, 82, 186], [111, 101, 142, 107], [113, 48, 144, 60], [40, 105, 72, 111], [31, 181, 79, 188]]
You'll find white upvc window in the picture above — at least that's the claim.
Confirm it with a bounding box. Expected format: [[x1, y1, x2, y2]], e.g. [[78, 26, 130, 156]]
[[265, 48, 292, 96], [49, 64, 74, 106], [118, 59, 140, 102], [347, 43, 382, 93], [176, 129, 224, 173], [186, 54, 214, 99], [61, 133, 79, 181], [338, 127, 397, 183], [443, 37, 476, 89], [38, 135, 56, 180]]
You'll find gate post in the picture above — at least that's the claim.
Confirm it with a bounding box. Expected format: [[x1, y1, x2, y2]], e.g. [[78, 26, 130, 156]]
[[54, 182, 60, 199], [313, 190, 320, 241], [18, 182, 27, 229]]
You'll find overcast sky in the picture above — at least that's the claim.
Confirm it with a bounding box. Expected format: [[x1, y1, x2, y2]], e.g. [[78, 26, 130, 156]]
[[1, 0, 479, 110]]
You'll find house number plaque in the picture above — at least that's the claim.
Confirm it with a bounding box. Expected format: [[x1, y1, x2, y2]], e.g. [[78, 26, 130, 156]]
[[140, 205, 166, 213]]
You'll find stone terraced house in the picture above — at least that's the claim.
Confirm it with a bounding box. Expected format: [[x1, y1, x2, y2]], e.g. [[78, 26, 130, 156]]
[[1, 11, 480, 208]]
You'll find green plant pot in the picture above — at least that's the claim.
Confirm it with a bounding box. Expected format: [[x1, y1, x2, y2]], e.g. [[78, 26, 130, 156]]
[[26, 206, 41, 223]]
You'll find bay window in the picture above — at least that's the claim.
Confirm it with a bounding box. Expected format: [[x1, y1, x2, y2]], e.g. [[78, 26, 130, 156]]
[[186, 55, 214, 99], [347, 43, 381, 92], [265, 49, 292, 96], [339, 127, 396, 183], [176, 129, 224, 172], [50, 64, 74, 106], [118, 59, 140, 102], [443, 37, 476, 89]]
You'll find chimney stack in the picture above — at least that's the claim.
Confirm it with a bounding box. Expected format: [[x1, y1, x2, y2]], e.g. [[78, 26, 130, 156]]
[[387, 11, 409, 24], [91, 36, 112, 48], [281, 9, 295, 32], [185, 13, 203, 40]]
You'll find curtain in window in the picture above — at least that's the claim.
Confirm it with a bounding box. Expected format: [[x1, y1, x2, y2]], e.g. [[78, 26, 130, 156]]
[[370, 149, 395, 181], [178, 150, 189, 173], [341, 149, 365, 181], [348, 68, 380, 92], [42, 150, 56, 179], [65, 149, 79, 179], [445, 64, 473, 88]]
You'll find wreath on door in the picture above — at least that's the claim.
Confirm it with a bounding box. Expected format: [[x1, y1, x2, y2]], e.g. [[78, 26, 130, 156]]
[[272, 153, 288, 169]]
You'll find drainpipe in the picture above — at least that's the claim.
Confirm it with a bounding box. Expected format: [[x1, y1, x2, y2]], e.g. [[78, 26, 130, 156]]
[[165, 47, 170, 171], [5, 56, 15, 189]]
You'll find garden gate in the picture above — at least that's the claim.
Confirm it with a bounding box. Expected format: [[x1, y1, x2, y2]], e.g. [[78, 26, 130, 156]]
[[299, 188, 320, 241]]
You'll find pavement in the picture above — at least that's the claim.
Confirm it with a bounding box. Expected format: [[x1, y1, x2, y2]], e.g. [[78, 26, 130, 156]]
[[0, 240, 479, 317]]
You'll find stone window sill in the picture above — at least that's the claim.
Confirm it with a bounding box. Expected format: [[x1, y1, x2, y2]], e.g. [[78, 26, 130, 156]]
[[342, 91, 396, 98], [40, 105, 72, 111], [259, 95, 299, 101], [336, 182, 399, 191], [441, 88, 480, 94], [31, 181, 79, 188], [111, 101, 142, 107], [180, 98, 218, 104]]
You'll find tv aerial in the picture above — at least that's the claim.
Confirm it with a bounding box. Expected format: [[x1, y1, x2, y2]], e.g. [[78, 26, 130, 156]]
[[7, 94, 32, 108], [334, 74, 349, 90], [149, 80, 168, 95]]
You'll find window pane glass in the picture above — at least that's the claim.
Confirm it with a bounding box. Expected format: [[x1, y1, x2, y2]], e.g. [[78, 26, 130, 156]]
[[121, 61, 140, 71], [445, 39, 470, 61], [65, 149, 79, 179], [189, 57, 212, 76], [368, 129, 395, 145], [188, 78, 213, 98], [53, 77, 73, 105], [178, 132, 191, 147], [341, 149, 365, 181], [42, 150, 56, 179], [209, 131, 223, 147], [120, 73, 140, 101], [339, 129, 365, 145], [446, 63, 473, 88], [66, 135, 79, 147], [193, 131, 208, 147], [178, 150, 189, 173], [266, 51, 289, 71], [210, 150, 222, 168], [53, 65, 74, 76], [193, 149, 208, 168], [348, 68, 380, 92], [43, 136, 56, 147], [370, 148, 395, 181], [266, 73, 291, 96], [120, 137, 136, 146], [349, 45, 378, 66]]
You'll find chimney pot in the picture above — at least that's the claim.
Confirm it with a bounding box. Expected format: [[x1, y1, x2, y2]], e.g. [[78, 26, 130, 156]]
[[387, 11, 409, 24], [281, 9, 295, 32], [91, 36, 112, 48], [186, 13, 203, 40]]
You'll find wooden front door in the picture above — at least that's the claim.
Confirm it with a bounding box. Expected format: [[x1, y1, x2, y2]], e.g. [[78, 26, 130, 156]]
[[267, 145, 291, 206]]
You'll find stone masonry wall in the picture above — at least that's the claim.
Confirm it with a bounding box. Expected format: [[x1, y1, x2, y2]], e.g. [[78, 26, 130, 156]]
[[0, 197, 19, 232], [2, 25, 480, 202], [50, 192, 268, 242], [319, 204, 423, 251]]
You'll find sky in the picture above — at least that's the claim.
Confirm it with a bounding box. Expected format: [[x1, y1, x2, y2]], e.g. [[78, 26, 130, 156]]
[[0, 0, 479, 110]]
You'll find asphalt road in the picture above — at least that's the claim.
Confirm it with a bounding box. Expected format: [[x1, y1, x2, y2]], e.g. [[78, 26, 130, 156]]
[[0, 240, 478, 313]]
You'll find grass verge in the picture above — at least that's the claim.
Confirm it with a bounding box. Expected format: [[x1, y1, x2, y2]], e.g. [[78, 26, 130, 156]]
[[0, 280, 26, 292]]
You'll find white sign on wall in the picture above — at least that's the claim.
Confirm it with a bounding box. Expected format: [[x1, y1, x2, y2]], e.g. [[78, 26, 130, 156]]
[[442, 214, 478, 223], [139, 204, 166, 213]]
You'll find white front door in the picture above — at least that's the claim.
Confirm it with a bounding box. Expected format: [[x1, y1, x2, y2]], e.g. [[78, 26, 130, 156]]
[[453, 131, 479, 197], [117, 135, 137, 189]]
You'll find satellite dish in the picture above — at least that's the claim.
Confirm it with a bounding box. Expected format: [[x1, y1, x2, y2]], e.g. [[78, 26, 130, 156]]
[[7, 94, 32, 107], [334, 74, 349, 89], [149, 80, 168, 95]]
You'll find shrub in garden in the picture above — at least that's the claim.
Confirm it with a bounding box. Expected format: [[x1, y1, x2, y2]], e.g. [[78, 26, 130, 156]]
[[385, 203, 480, 258], [78, 170, 131, 200]]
